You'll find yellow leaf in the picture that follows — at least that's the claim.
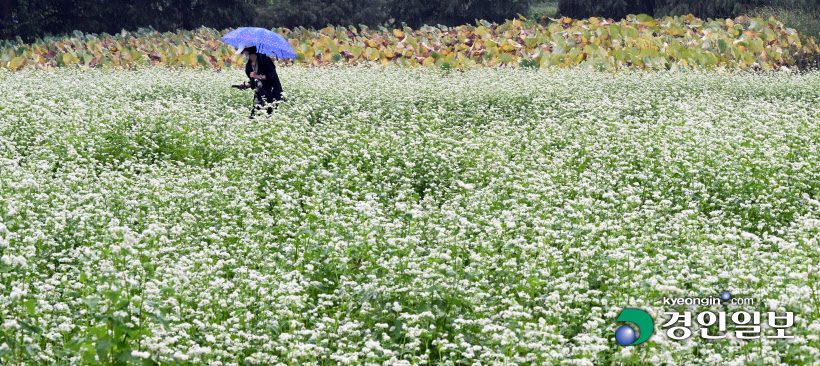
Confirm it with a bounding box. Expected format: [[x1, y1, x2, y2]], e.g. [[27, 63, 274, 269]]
[[365, 47, 379, 60], [393, 29, 405, 38], [589, 17, 601, 25], [422, 56, 434, 66], [9, 57, 25, 70], [636, 38, 650, 49]]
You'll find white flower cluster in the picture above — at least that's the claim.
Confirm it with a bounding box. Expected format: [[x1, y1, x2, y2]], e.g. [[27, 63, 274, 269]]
[[0, 66, 818, 365]]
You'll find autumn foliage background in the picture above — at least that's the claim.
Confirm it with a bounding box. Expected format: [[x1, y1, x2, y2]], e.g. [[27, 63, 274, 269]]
[[2, 14, 819, 73]]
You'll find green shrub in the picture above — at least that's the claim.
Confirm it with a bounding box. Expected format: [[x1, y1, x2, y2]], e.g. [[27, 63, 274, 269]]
[[749, 5, 820, 70], [527, 1, 559, 22], [750, 4, 820, 39]]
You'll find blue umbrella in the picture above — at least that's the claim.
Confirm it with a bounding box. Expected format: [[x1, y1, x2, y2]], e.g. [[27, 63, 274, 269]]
[[222, 27, 296, 59]]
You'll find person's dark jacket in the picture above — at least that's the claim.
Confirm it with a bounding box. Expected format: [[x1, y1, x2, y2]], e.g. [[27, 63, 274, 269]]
[[245, 53, 283, 95]]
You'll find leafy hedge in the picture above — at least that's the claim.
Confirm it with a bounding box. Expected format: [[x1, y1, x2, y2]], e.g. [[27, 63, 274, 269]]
[[2, 14, 818, 72]]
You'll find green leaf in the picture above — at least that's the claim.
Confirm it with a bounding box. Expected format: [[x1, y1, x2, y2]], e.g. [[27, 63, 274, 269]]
[[24, 299, 36, 315], [146, 311, 171, 331], [83, 296, 100, 311], [519, 58, 539, 69], [716, 39, 727, 54], [20, 320, 43, 334], [95, 338, 114, 360], [115, 349, 141, 363], [636, 14, 654, 23], [623, 27, 639, 40], [115, 298, 130, 310], [24, 344, 39, 356], [105, 289, 120, 304], [392, 319, 404, 342], [67, 336, 89, 351]]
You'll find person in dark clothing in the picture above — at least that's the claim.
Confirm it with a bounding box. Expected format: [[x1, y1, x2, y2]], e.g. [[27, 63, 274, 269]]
[[233, 45, 283, 118]]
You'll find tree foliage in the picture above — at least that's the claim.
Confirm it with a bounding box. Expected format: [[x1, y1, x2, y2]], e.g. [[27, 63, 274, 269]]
[[557, 0, 820, 20], [384, 0, 533, 28], [253, 0, 389, 30], [8, 0, 817, 42], [1, 0, 261, 41], [557, 0, 655, 21], [1, 0, 539, 41]]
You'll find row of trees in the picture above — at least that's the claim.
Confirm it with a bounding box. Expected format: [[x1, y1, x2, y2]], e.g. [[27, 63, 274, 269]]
[[1, 0, 533, 41], [558, 0, 819, 20], [2, 0, 263, 41]]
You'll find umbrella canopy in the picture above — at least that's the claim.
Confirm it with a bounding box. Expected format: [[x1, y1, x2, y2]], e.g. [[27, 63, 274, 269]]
[[222, 27, 296, 59]]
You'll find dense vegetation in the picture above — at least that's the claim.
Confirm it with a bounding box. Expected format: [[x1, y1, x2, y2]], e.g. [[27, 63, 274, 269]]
[[1, 3, 818, 366], [4, 0, 819, 43], [557, 0, 819, 20], [2, 14, 819, 72], [0, 0, 532, 42], [1, 65, 819, 365]]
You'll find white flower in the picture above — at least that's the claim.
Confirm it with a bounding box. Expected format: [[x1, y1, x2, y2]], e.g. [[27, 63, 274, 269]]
[[131, 350, 150, 359]]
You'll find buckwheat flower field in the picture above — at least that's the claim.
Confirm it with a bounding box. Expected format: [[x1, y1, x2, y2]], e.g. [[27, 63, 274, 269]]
[[1, 66, 819, 365]]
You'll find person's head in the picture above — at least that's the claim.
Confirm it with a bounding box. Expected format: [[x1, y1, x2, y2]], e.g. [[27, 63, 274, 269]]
[[241, 46, 258, 61], [236, 43, 258, 61]]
